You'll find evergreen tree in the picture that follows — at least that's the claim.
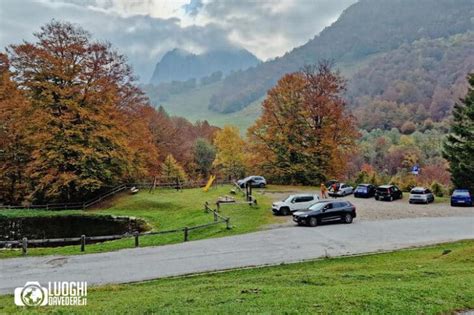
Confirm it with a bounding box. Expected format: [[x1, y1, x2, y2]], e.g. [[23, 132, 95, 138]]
[[193, 138, 216, 178], [443, 74, 474, 192]]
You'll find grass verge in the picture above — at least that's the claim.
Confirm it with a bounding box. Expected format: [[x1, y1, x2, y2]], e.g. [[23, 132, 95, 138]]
[[0, 240, 473, 314], [0, 185, 281, 259]]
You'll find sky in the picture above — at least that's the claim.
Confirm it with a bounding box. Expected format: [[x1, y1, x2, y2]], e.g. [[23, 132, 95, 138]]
[[0, 0, 357, 82]]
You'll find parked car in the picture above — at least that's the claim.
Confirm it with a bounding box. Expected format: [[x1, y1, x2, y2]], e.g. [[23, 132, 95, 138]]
[[237, 176, 267, 188], [451, 189, 473, 207], [272, 194, 319, 215], [409, 187, 435, 204], [293, 200, 356, 227], [354, 184, 376, 198], [325, 179, 339, 189], [374, 185, 403, 201], [328, 183, 353, 197]]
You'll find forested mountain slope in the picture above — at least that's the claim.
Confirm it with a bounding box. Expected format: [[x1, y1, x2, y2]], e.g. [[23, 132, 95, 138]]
[[208, 0, 474, 114], [349, 33, 474, 130]]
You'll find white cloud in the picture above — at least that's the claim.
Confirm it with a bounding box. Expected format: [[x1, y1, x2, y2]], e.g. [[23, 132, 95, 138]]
[[0, 0, 357, 81]]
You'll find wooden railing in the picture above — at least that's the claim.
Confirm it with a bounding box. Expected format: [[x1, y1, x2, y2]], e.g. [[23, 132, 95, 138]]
[[0, 180, 230, 211], [0, 203, 231, 255]]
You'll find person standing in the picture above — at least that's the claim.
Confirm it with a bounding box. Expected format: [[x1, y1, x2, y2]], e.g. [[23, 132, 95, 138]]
[[320, 183, 328, 199]]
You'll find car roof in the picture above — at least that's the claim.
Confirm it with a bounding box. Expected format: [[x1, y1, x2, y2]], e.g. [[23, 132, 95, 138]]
[[378, 185, 394, 188], [453, 189, 469, 192], [357, 184, 372, 187], [288, 193, 317, 198], [411, 186, 427, 190]]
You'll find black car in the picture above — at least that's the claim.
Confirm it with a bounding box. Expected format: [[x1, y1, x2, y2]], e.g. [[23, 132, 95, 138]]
[[354, 184, 376, 198], [375, 185, 403, 201], [292, 200, 356, 227]]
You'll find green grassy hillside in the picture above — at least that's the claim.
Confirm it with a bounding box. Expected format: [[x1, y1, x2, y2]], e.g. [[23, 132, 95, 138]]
[[154, 81, 263, 131]]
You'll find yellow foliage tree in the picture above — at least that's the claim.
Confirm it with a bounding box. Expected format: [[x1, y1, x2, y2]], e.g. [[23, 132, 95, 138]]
[[213, 126, 247, 179]]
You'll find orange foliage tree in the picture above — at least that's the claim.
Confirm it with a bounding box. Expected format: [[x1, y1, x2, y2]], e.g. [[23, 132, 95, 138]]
[[7, 21, 159, 202], [0, 54, 32, 204], [248, 62, 358, 185]]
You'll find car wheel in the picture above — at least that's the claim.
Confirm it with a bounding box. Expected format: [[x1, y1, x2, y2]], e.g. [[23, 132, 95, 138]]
[[308, 217, 318, 227], [259, 183, 265, 188], [343, 213, 353, 224], [450, 202, 455, 207], [375, 196, 379, 201], [281, 207, 290, 216], [389, 196, 394, 202]]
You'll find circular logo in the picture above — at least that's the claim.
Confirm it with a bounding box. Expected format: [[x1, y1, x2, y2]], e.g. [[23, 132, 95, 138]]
[[20, 283, 45, 307]]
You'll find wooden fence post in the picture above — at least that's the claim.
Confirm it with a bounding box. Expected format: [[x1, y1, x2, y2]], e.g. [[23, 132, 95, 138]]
[[184, 227, 189, 242], [213, 211, 218, 222], [22, 237, 28, 256], [134, 232, 139, 247], [226, 218, 231, 230], [80, 235, 86, 252]]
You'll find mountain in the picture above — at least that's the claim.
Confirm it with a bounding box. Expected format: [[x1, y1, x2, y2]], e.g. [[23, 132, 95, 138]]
[[208, 0, 474, 114], [149, 48, 260, 84]]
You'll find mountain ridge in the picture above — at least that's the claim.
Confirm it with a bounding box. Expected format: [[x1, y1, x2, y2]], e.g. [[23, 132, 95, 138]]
[[150, 48, 260, 84]]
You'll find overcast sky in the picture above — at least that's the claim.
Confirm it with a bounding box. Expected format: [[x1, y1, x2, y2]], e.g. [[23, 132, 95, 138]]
[[0, 0, 357, 82]]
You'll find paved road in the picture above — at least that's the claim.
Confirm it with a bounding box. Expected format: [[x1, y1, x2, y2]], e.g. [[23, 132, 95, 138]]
[[1, 216, 473, 294]]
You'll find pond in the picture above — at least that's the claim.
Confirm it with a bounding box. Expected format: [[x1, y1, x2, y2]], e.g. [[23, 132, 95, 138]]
[[0, 214, 150, 247]]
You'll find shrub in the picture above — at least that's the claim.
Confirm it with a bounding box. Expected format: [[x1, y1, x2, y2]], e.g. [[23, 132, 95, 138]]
[[430, 181, 445, 197]]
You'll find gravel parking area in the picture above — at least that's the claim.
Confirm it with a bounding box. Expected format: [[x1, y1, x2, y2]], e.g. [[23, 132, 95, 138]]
[[259, 189, 474, 226]]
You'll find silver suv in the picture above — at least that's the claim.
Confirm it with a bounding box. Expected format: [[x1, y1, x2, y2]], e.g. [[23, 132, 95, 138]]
[[272, 194, 319, 215]]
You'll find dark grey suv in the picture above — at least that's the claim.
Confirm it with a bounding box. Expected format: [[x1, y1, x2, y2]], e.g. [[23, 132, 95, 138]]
[[292, 200, 356, 227]]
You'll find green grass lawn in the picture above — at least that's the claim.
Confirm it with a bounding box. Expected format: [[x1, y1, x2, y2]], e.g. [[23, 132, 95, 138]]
[[0, 185, 283, 259], [1, 240, 473, 314]]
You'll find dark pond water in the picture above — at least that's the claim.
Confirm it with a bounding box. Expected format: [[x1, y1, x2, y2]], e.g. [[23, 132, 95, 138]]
[[0, 215, 149, 246]]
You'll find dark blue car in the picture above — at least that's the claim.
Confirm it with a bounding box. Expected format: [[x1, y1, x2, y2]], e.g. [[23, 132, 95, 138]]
[[354, 184, 376, 198], [451, 189, 473, 207]]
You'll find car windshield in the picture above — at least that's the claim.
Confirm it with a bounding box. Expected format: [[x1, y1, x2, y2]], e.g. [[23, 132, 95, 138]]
[[411, 189, 425, 195], [454, 191, 470, 197], [309, 202, 328, 211], [356, 186, 367, 192], [282, 196, 293, 202], [377, 188, 389, 192]]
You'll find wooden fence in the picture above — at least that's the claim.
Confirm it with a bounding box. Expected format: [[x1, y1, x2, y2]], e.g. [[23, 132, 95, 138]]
[[0, 203, 231, 255], [0, 179, 230, 211]]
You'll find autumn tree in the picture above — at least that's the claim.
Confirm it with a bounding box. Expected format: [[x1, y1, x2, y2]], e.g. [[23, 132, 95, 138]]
[[248, 62, 358, 184], [7, 21, 158, 202], [161, 154, 187, 183], [0, 54, 31, 204], [213, 126, 247, 179], [443, 74, 474, 192]]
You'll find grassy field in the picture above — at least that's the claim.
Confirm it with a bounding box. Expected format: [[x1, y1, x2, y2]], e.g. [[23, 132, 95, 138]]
[[0, 185, 285, 259], [1, 240, 472, 314]]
